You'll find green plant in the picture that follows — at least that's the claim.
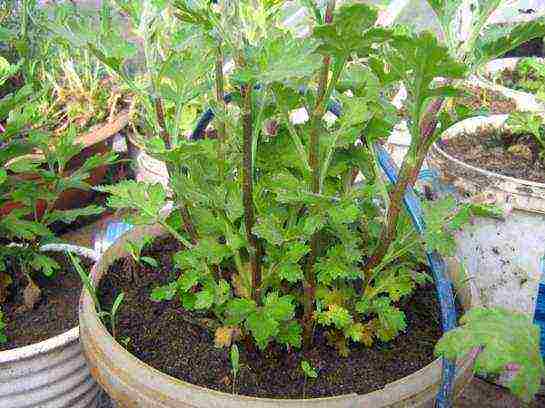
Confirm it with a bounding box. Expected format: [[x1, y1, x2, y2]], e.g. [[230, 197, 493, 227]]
[[499, 57, 545, 96], [507, 111, 545, 163], [435, 307, 544, 403], [0, 57, 115, 341], [301, 359, 318, 398], [110, 292, 125, 340], [88, 0, 542, 401], [126, 236, 158, 268], [230, 343, 240, 394], [70, 252, 103, 316], [96, 0, 439, 355], [0, 310, 7, 344]]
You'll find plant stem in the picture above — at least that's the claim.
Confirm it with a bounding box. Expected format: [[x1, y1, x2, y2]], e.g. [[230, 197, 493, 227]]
[[303, 0, 336, 348], [154, 97, 200, 245], [215, 45, 227, 180], [241, 83, 261, 303], [361, 97, 445, 278], [154, 97, 171, 149]]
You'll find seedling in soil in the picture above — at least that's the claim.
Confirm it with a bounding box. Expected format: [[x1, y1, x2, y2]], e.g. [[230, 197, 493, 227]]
[[230, 344, 240, 395], [301, 360, 318, 399], [110, 292, 125, 341], [0, 311, 7, 344]]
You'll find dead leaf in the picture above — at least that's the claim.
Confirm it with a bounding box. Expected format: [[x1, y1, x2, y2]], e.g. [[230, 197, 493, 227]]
[[0, 273, 13, 304], [23, 279, 41, 310], [232, 272, 251, 299], [214, 325, 241, 348]]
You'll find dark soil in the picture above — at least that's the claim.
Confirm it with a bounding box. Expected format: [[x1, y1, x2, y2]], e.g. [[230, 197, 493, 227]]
[[461, 85, 517, 114], [99, 237, 458, 399], [0, 253, 89, 351], [440, 129, 545, 183], [503, 37, 544, 58]]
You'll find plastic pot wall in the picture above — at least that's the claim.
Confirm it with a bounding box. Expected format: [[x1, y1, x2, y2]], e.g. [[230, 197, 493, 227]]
[[474, 58, 545, 113], [80, 224, 478, 408], [0, 246, 100, 408], [429, 114, 545, 316]]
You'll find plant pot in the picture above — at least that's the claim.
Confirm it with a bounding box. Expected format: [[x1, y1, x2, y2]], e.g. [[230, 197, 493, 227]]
[[80, 223, 478, 408], [428, 114, 545, 316], [1, 110, 130, 218], [126, 133, 170, 190], [0, 244, 100, 408], [473, 58, 545, 112]]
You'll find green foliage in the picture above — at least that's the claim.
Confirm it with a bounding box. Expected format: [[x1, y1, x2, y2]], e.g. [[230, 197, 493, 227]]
[[230, 343, 240, 394], [0, 311, 7, 344], [301, 360, 318, 378], [92, 0, 487, 368], [507, 112, 545, 161], [435, 307, 544, 403]]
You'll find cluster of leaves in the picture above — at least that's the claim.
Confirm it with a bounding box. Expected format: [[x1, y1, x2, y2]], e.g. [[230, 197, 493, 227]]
[[90, 0, 543, 402], [0, 57, 116, 341], [435, 307, 544, 403], [506, 111, 545, 163], [497, 57, 545, 96], [95, 0, 461, 355]]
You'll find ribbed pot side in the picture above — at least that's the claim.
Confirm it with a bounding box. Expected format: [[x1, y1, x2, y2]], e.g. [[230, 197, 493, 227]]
[[429, 114, 545, 317], [0, 252, 99, 407], [80, 224, 477, 408]]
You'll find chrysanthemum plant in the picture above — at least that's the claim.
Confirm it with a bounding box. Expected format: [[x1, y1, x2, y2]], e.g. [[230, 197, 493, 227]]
[[92, 0, 544, 402]]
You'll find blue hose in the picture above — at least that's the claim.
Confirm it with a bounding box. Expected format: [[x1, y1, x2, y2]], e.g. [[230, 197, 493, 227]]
[[374, 144, 457, 408], [101, 94, 457, 407]]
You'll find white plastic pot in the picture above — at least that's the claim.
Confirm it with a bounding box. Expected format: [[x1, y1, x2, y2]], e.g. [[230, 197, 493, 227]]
[[474, 57, 545, 112], [0, 244, 100, 408], [428, 114, 545, 317]]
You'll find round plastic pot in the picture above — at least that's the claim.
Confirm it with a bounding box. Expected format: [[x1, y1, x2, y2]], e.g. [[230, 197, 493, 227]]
[[80, 223, 478, 408], [472, 58, 545, 113], [0, 246, 100, 408], [429, 114, 545, 316]]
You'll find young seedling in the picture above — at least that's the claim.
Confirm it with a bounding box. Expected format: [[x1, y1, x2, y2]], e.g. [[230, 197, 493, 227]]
[[69, 253, 103, 317], [507, 111, 545, 163], [110, 292, 125, 340], [0, 311, 7, 344], [230, 344, 240, 395], [301, 360, 318, 399]]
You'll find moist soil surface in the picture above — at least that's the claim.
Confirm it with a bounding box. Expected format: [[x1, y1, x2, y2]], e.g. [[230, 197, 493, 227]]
[[440, 128, 545, 183], [0, 254, 88, 351], [99, 237, 457, 399]]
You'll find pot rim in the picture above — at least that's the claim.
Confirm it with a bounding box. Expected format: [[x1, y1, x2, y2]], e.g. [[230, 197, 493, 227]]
[[432, 113, 545, 190], [0, 245, 95, 364], [81, 223, 477, 405]]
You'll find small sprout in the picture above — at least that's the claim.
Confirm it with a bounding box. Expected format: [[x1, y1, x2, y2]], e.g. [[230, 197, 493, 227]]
[[301, 360, 318, 378], [111, 292, 125, 340], [301, 360, 318, 398], [0, 311, 7, 344], [230, 344, 240, 394]]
